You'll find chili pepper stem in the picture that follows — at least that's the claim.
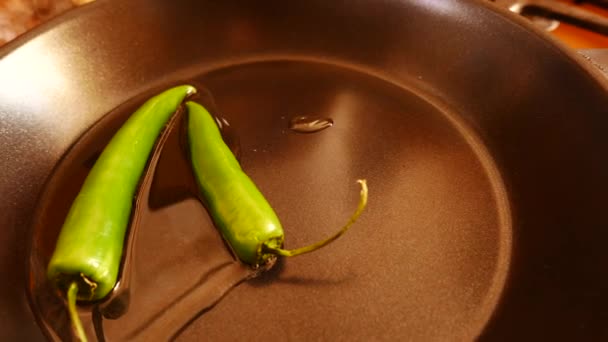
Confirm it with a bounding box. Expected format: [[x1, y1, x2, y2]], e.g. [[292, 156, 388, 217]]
[[67, 282, 88, 342], [264, 179, 368, 258]]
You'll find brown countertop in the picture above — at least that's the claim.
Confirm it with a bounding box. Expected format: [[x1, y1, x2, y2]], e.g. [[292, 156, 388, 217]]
[[0, 0, 93, 46]]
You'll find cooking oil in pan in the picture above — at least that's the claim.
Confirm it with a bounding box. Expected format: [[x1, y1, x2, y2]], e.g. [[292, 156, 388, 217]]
[[26, 89, 255, 341], [27, 60, 512, 341], [288, 115, 334, 133]]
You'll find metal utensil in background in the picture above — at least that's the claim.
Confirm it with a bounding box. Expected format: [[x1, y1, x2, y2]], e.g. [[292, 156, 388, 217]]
[[492, 0, 608, 34]]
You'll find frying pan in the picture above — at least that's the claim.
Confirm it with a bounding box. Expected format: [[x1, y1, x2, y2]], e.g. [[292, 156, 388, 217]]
[[2, 0, 608, 340]]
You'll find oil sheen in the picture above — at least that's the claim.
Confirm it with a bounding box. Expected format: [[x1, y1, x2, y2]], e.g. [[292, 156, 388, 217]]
[[27, 60, 511, 341], [288, 115, 334, 133], [26, 88, 254, 341]]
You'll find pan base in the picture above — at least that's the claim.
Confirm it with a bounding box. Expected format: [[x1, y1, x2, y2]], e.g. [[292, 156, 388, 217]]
[[180, 60, 512, 340], [27, 59, 511, 341]]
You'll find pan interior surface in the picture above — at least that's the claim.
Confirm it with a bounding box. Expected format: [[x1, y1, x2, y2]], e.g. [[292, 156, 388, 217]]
[[179, 59, 512, 341], [28, 59, 511, 340], [9, 0, 608, 340]]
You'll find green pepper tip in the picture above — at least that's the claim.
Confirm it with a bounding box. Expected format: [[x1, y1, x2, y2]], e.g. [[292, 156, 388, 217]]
[[184, 84, 198, 96]]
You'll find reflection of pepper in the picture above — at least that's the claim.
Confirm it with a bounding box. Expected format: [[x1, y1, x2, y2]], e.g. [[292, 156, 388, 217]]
[[47, 85, 196, 341], [186, 101, 368, 268]]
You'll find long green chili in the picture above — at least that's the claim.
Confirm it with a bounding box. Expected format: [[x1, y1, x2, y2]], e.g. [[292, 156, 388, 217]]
[[186, 101, 367, 267], [47, 85, 196, 339]]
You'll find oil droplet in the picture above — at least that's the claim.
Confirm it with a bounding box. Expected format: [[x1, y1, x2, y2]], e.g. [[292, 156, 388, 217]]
[[288, 115, 333, 133], [185, 82, 241, 160], [215, 116, 241, 161]]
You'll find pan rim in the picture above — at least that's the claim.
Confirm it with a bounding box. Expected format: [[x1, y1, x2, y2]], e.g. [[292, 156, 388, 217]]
[[1, 0, 607, 95]]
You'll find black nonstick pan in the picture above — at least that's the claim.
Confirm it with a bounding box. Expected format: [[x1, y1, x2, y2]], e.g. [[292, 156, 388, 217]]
[[1, 0, 608, 340]]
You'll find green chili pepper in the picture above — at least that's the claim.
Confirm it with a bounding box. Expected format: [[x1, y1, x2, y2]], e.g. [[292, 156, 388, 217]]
[[186, 101, 368, 267], [47, 85, 196, 341]]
